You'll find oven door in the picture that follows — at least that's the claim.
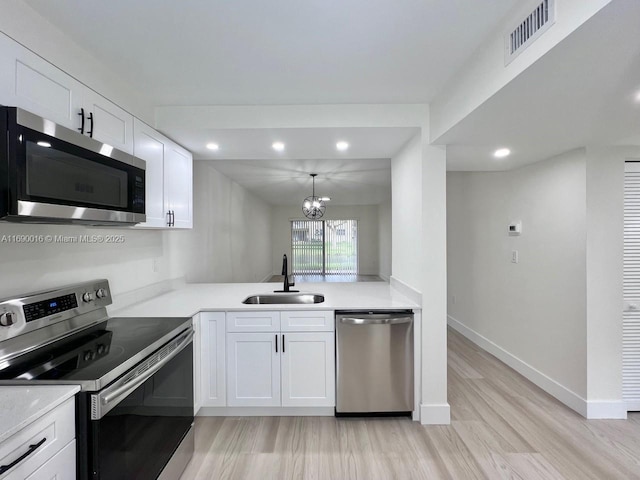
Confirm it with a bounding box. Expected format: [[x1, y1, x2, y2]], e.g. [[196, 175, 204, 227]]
[[78, 329, 194, 480]]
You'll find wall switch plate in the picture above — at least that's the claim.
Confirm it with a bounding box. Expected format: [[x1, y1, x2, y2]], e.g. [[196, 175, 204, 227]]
[[152, 258, 160, 273], [452, 295, 457, 304], [511, 250, 519, 263]]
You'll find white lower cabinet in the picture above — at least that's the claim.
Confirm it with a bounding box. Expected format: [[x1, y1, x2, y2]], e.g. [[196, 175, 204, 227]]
[[193, 314, 202, 414], [25, 440, 75, 480], [0, 397, 75, 480], [281, 332, 335, 407], [200, 312, 226, 407], [226, 333, 281, 407], [225, 311, 335, 408]]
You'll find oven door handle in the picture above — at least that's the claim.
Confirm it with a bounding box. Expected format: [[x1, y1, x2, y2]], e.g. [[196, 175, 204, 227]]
[[92, 329, 193, 419]]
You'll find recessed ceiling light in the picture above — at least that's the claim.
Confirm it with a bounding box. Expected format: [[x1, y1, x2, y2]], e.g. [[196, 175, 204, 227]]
[[635, 90, 640, 103], [494, 148, 511, 158], [336, 141, 349, 151], [36, 141, 51, 148], [206, 143, 219, 151], [320, 197, 331, 202], [272, 142, 285, 152]]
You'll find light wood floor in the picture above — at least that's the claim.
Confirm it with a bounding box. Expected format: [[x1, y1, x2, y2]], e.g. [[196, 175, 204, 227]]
[[180, 328, 640, 479]]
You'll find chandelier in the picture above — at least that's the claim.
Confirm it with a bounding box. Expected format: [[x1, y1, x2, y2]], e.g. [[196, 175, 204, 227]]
[[302, 173, 326, 219]]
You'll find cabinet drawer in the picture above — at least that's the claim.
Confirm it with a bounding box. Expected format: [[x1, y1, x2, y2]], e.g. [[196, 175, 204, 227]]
[[281, 311, 334, 332], [0, 397, 75, 480], [226, 312, 280, 332], [25, 440, 75, 480]]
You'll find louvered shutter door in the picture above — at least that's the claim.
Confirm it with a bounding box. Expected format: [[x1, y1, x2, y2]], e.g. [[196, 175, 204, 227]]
[[624, 162, 640, 410]]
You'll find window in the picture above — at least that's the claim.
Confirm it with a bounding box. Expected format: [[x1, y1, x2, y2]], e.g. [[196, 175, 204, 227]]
[[291, 219, 358, 275]]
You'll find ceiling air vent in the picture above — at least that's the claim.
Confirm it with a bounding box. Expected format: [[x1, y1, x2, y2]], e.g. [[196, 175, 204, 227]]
[[505, 0, 556, 64]]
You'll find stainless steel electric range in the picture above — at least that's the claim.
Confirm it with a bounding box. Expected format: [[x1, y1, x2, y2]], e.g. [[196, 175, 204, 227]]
[[0, 280, 194, 480]]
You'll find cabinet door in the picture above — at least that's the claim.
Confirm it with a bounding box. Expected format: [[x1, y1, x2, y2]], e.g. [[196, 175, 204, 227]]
[[24, 440, 76, 480], [0, 32, 83, 131], [83, 89, 134, 153], [227, 333, 280, 407], [133, 118, 167, 228], [165, 142, 193, 229], [281, 332, 335, 407], [200, 312, 226, 407]]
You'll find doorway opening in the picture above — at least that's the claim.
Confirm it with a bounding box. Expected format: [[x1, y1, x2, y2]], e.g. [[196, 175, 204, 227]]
[[291, 219, 358, 278]]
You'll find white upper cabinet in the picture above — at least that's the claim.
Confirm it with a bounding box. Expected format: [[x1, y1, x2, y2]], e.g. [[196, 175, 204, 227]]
[[0, 32, 134, 153], [164, 143, 193, 229], [0, 32, 193, 228], [133, 118, 167, 228], [81, 89, 134, 154], [133, 119, 193, 229], [0, 33, 83, 130]]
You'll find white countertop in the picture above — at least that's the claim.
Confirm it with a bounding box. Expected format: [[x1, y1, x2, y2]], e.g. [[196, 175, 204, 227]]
[[0, 385, 80, 443], [111, 282, 420, 318]]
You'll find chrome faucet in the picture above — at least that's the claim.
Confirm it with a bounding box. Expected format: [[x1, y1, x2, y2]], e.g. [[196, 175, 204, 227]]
[[275, 254, 298, 293]]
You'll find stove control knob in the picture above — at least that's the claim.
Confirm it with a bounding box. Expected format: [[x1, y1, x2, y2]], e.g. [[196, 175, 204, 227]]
[[82, 292, 94, 303], [97, 344, 105, 355], [95, 288, 107, 299], [0, 312, 15, 326], [83, 350, 93, 362]]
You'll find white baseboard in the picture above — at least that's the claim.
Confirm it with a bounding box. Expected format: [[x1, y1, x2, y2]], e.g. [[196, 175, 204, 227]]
[[448, 315, 593, 418], [420, 403, 451, 425], [198, 406, 335, 417], [587, 401, 627, 419], [390, 276, 422, 305]]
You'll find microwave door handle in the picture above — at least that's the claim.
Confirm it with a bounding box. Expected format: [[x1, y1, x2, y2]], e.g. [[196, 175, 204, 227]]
[[77, 108, 85, 135], [87, 111, 94, 138], [92, 329, 193, 419]]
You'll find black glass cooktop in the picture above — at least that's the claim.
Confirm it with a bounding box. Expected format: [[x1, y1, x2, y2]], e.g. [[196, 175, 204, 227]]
[[0, 317, 190, 390]]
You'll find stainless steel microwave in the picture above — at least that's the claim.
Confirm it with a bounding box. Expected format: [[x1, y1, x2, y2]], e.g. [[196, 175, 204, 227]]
[[0, 107, 145, 225]]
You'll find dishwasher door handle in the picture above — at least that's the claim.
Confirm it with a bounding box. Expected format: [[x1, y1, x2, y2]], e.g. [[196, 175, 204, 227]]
[[339, 317, 413, 325]]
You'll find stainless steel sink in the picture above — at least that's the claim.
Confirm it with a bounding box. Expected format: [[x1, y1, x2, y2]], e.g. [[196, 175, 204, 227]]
[[242, 293, 325, 305]]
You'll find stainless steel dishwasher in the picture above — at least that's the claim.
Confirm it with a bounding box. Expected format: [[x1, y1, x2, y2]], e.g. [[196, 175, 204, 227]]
[[335, 310, 414, 416]]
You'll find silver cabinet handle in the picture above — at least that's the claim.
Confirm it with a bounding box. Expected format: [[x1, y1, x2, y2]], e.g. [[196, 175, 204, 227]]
[[339, 317, 413, 325], [93, 329, 193, 419]]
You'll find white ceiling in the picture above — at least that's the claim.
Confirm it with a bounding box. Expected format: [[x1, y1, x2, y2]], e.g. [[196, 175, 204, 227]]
[[206, 158, 391, 206], [443, 0, 640, 171], [23, 0, 521, 105], [178, 127, 418, 160], [22, 0, 640, 177]]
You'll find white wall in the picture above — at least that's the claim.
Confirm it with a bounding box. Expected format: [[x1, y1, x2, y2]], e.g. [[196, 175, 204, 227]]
[[173, 162, 273, 283], [584, 146, 636, 418], [391, 134, 422, 290], [271, 204, 382, 276], [378, 201, 392, 281], [447, 149, 588, 400], [0, 223, 186, 300]]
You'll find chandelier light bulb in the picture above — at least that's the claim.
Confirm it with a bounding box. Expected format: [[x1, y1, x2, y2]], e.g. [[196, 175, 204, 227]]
[[302, 173, 327, 219]]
